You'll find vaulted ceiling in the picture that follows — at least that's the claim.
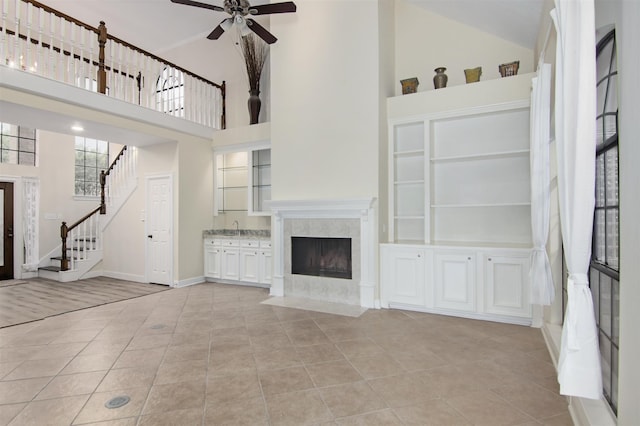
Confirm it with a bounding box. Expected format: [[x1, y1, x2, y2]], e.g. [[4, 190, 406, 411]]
[[42, 0, 545, 55]]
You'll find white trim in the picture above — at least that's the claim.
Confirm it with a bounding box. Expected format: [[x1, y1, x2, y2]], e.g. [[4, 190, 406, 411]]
[[102, 270, 146, 283], [144, 173, 174, 285], [267, 198, 377, 309], [173, 276, 205, 288], [389, 303, 533, 326]]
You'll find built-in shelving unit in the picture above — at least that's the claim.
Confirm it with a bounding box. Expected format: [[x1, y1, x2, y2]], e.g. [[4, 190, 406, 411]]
[[216, 151, 248, 213], [382, 73, 537, 325], [250, 148, 271, 215]]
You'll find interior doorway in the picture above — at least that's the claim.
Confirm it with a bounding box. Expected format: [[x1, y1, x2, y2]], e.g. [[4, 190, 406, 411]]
[[145, 174, 173, 285], [0, 182, 14, 280]]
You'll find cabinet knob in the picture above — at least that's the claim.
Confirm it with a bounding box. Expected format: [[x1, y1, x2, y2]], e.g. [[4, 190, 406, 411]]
[[488, 258, 492, 261], [417, 254, 421, 258], [468, 257, 471, 260]]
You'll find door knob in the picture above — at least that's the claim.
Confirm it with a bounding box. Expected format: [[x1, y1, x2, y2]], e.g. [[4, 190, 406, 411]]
[[147, 235, 153, 239]]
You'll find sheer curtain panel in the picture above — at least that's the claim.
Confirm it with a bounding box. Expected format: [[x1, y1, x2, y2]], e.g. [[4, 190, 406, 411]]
[[529, 63, 554, 306], [551, 0, 602, 400]]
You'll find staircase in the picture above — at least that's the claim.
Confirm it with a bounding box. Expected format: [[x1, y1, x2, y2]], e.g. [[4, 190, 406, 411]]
[[38, 146, 137, 282]]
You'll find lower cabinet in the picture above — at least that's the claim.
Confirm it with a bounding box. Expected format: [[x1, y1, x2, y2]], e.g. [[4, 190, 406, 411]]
[[205, 238, 271, 285], [434, 252, 476, 312], [380, 243, 532, 324], [240, 248, 260, 283], [380, 245, 426, 306]]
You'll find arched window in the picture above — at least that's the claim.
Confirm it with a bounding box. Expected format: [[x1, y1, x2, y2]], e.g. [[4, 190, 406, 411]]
[[156, 67, 185, 117]]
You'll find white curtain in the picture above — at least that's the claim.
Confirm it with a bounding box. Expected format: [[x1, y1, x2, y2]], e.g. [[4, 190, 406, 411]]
[[551, 0, 602, 400], [22, 177, 39, 272], [529, 62, 554, 306]]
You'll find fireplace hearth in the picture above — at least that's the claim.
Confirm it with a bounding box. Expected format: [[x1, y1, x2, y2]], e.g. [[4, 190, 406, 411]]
[[291, 237, 352, 279]]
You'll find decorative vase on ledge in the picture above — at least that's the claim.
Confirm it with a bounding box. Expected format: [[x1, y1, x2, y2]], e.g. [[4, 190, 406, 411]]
[[433, 67, 448, 89], [248, 89, 261, 125]]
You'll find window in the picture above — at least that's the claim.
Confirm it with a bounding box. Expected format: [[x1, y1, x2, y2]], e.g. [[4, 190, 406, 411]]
[[0, 122, 36, 166], [592, 28, 619, 415], [75, 137, 109, 197], [156, 67, 184, 117]]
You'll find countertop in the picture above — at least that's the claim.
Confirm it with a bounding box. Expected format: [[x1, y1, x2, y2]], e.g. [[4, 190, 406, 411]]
[[203, 229, 271, 238]]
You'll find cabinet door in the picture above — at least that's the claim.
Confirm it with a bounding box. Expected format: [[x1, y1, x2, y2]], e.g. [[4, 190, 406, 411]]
[[434, 252, 475, 312], [240, 249, 260, 283], [221, 248, 240, 280], [381, 246, 426, 306], [484, 255, 530, 318], [259, 249, 272, 284], [204, 247, 221, 278]]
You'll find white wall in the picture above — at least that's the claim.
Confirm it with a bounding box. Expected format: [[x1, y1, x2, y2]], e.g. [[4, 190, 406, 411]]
[[395, 0, 534, 95], [270, 0, 381, 201], [160, 19, 272, 129], [0, 130, 123, 266], [607, 0, 640, 422]]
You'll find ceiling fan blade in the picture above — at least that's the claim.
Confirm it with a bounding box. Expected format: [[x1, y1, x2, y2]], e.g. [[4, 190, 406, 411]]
[[170, 0, 224, 12], [207, 24, 226, 40], [250, 1, 296, 15], [246, 18, 277, 44]]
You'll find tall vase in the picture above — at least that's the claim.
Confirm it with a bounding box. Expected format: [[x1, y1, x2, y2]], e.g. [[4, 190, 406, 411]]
[[248, 89, 261, 125], [433, 67, 448, 89]]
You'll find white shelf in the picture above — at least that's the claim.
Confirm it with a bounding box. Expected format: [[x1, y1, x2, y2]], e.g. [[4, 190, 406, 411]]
[[432, 202, 531, 208], [395, 149, 425, 157], [431, 149, 530, 163], [430, 240, 533, 250], [395, 180, 425, 185]]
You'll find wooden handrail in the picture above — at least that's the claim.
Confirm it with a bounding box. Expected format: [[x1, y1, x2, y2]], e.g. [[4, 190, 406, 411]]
[[60, 205, 101, 271], [16, 0, 225, 90], [99, 145, 127, 212], [105, 146, 127, 176]]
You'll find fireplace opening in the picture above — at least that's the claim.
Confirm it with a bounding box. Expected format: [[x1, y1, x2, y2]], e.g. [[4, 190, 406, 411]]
[[291, 237, 352, 280]]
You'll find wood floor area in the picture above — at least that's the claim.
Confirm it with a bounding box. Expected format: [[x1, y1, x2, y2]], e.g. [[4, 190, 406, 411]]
[[0, 277, 169, 328]]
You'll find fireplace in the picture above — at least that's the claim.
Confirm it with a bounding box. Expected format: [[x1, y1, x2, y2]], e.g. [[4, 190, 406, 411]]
[[267, 198, 377, 308], [291, 237, 352, 279]]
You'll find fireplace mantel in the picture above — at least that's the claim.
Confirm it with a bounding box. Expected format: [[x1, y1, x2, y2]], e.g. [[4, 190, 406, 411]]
[[267, 198, 377, 308]]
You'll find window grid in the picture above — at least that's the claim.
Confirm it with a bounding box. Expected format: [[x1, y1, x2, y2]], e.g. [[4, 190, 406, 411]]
[[0, 122, 36, 166], [156, 68, 185, 117], [75, 137, 109, 197], [592, 29, 619, 415]]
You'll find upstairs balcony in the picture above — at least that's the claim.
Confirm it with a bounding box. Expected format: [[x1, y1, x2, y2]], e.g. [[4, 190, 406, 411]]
[[0, 0, 225, 130]]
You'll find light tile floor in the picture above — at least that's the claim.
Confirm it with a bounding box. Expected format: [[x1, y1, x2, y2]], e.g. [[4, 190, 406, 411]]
[[0, 282, 573, 425]]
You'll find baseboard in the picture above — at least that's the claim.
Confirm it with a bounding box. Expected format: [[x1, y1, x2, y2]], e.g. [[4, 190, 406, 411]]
[[542, 323, 617, 426], [101, 270, 146, 283], [173, 276, 205, 288]]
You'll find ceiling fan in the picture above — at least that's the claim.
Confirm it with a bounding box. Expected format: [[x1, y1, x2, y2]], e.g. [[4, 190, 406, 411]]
[[170, 0, 296, 44]]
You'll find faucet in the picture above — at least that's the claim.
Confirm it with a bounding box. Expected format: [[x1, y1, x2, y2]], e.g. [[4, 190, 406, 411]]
[[232, 220, 239, 236]]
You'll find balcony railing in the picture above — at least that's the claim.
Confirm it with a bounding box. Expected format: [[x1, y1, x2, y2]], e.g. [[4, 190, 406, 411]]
[[1, 0, 225, 129]]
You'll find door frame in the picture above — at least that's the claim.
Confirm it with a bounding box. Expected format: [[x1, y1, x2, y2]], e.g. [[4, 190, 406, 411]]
[[144, 173, 174, 286], [0, 176, 23, 280], [1, 181, 15, 279]]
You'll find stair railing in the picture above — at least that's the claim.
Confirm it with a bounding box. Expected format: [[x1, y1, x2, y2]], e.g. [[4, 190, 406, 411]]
[[60, 206, 101, 271], [59, 144, 134, 272]]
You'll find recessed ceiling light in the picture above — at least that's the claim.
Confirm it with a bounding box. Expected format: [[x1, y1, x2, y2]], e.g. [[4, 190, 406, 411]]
[[71, 125, 84, 132]]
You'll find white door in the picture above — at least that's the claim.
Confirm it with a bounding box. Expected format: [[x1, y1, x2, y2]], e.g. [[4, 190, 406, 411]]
[[484, 254, 530, 318], [240, 249, 259, 283], [146, 175, 173, 285]]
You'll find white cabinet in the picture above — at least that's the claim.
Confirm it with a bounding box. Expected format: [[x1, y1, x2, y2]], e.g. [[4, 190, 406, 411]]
[[381, 244, 426, 306], [434, 252, 476, 312], [205, 237, 271, 286], [382, 74, 536, 325], [204, 239, 221, 279], [259, 240, 272, 285], [380, 244, 532, 325], [484, 253, 531, 318], [214, 146, 271, 216], [240, 240, 260, 283]]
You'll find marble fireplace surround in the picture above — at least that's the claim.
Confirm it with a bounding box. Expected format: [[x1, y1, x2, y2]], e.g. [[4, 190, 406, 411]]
[[268, 198, 377, 308]]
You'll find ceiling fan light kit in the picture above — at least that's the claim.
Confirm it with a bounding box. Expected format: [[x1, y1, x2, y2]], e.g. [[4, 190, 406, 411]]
[[170, 0, 297, 44]]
